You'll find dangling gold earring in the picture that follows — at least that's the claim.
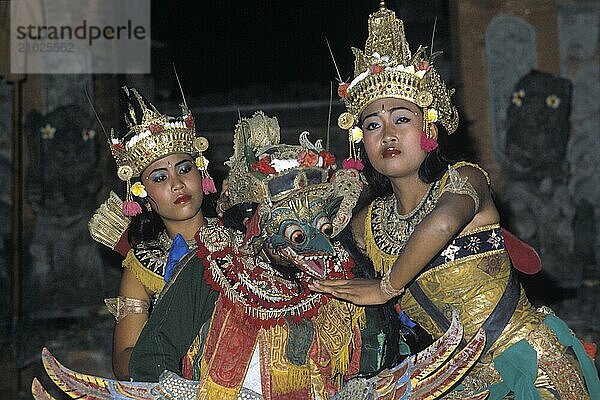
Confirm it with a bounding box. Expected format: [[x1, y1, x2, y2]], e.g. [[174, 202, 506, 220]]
[[118, 166, 143, 217], [193, 136, 217, 194], [337, 112, 364, 170], [420, 107, 439, 153]]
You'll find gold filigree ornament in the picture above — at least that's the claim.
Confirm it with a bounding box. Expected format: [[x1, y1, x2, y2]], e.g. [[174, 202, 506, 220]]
[[194, 136, 209, 152], [340, 1, 459, 137], [193, 136, 217, 194], [117, 165, 134, 181], [337, 112, 355, 130], [416, 90, 434, 108], [440, 165, 480, 213]]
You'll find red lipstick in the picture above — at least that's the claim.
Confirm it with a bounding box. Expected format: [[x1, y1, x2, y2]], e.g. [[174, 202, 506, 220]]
[[382, 147, 401, 158], [174, 194, 191, 204]]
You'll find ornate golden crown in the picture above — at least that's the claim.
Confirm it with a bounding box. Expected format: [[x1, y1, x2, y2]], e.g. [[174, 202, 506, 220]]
[[225, 111, 336, 207], [225, 111, 364, 239], [109, 87, 207, 182], [341, 2, 459, 134]]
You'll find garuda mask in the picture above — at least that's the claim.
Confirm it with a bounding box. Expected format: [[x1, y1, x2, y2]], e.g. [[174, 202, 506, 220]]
[[223, 111, 364, 280]]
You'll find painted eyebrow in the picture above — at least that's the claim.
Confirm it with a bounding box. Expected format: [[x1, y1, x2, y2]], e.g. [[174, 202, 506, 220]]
[[387, 106, 418, 115], [147, 158, 193, 176], [361, 106, 418, 123]]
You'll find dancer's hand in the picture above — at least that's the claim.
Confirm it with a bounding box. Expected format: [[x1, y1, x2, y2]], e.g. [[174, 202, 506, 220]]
[[309, 278, 395, 305]]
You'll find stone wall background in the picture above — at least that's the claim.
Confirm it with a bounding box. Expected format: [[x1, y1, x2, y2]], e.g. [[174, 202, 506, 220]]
[[454, 0, 599, 355]]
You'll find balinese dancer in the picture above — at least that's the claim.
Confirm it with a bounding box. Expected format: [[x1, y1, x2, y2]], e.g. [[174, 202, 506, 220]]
[[88, 86, 217, 380], [312, 3, 599, 399], [33, 111, 488, 400]]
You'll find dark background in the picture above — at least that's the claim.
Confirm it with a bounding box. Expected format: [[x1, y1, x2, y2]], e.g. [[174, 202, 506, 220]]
[[149, 0, 451, 104]]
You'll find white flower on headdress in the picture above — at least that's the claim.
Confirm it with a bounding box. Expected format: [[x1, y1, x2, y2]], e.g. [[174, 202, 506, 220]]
[[426, 109, 439, 123], [40, 124, 56, 140], [348, 57, 428, 92], [348, 70, 370, 90], [125, 130, 152, 150], [350, 127, 363, 143], [371, 52, 390, 63], [389, 64, 427, 79], [271, 158, 299, 173], [196, 155, 209, 170], [130, 181, 147, 198]]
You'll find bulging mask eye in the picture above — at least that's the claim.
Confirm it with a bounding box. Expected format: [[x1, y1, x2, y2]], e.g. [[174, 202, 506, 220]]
[[284, 223, 307, 245], [315, 216, 333, 236]]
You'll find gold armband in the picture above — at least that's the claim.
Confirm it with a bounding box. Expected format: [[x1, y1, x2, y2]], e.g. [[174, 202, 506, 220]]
[[380, 270, 405, 298], [104, 296, 149, 323], [440, 165, 480, 212]]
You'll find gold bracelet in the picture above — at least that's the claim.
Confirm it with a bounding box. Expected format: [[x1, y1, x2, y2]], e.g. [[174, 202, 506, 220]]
[[104, 296, 150, 323], [380, 271, 405, 298]]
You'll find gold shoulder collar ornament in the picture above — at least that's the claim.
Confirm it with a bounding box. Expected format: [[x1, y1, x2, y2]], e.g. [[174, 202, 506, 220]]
[[440, 165, 480, 213], [88, 191, 130, 250], [365, 181, 441, 274]]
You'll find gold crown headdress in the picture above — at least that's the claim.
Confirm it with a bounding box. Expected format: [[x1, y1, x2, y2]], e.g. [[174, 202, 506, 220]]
[[336, 2, 459, 162], [110, 87, 215, 216], [225, 111, 336, 207], [224, 111, 363, 239]]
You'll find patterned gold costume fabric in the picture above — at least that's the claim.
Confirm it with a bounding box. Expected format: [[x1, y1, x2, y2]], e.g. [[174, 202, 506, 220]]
[[364, 163, 594, 399]]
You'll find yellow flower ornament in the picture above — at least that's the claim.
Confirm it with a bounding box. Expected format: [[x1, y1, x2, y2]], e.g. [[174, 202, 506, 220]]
[[350, 127, 363, 143], [426, 109, 439, 123], [130, 181, 147, 198]]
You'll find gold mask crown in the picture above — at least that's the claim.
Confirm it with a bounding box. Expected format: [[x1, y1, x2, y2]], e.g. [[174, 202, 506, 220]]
[[110, 87, 207, 181], [341, 2, 459, 134], [225, 111, 337, 207]]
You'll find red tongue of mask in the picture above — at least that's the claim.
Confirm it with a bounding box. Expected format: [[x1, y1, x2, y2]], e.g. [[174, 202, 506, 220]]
[[304, 258, 326, 279]]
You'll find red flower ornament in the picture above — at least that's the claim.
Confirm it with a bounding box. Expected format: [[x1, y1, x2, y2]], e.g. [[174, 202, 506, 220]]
[[415, 60, 430, 71], [251, 156, 277, 175], [420, 132, 438, 152], [184, 114, 194, 128], [297, 150, 319, 167], [342, 158, 364, 171], [370, 64, 385, 74], [148, 123, 163, 133], [319, 151, 336, 168], [337, 83, 349, 99]]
